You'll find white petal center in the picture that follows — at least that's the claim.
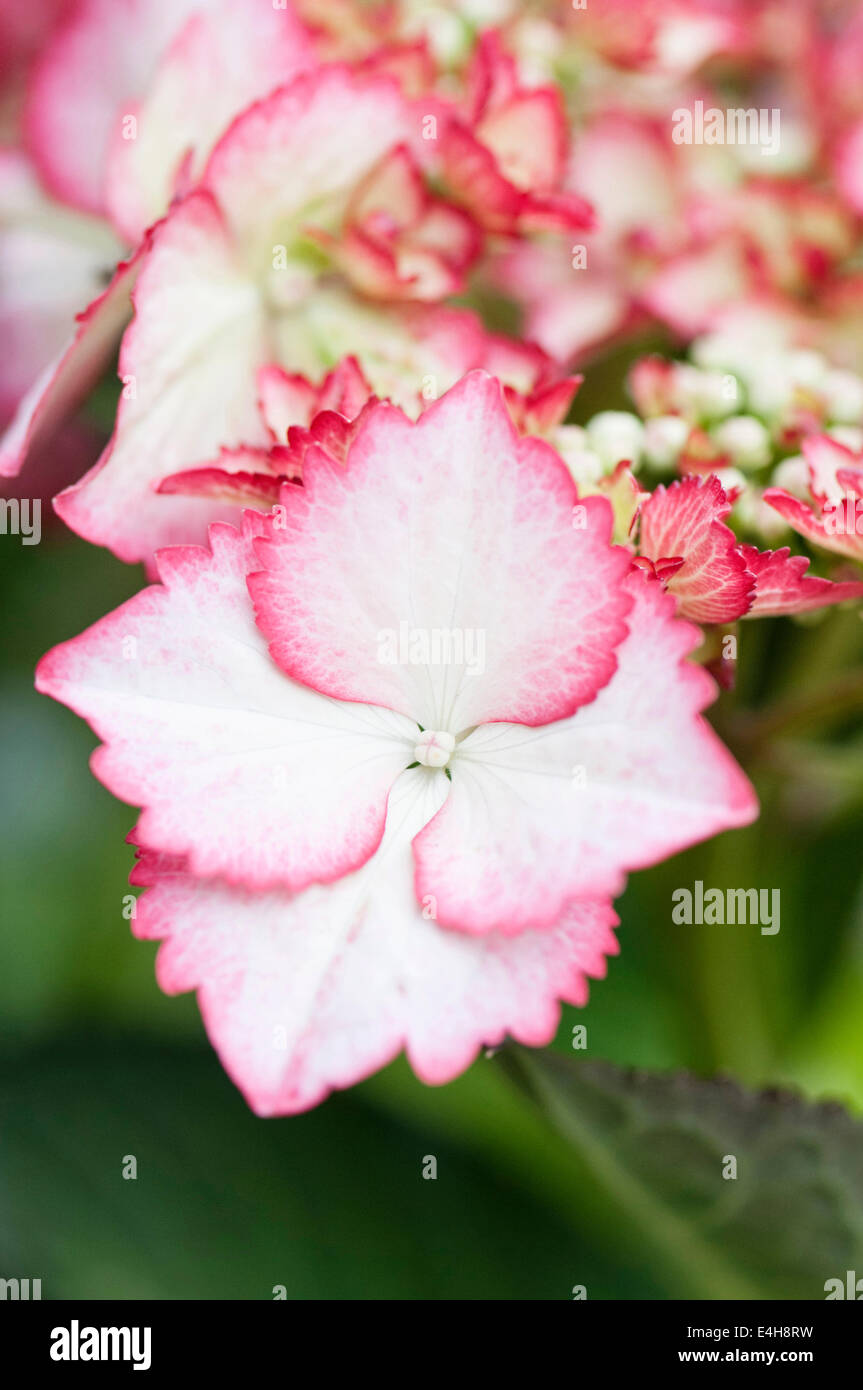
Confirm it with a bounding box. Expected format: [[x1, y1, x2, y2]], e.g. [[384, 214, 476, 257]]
[[414, 729, 456, 769]]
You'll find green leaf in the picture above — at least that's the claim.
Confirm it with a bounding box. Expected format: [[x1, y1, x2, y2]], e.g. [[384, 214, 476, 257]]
[[508, 1049, 863, 1300], [0, 1038, 643, 1300]]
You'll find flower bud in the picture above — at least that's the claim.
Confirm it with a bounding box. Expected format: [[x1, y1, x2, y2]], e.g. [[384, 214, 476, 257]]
[[643, 414, 690, 469], [822, 369, 863, 425], [585, 411, 645, 469], [679, 366, 740, 420], [734, 486, 790, 542], [770, 454, 808, 496], [712, 415, 771, 470], [787, 349, 828, 390], [560, 446, 605, 487], [747, 362, 794, 417]]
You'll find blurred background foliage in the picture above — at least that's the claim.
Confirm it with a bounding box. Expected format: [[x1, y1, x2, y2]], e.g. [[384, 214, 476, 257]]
[[2, 349, 863, 1300]]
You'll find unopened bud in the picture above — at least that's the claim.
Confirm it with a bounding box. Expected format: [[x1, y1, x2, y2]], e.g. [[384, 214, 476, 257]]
[[679, 366, 740, 420], [770, 454, 808, 496], [787, 349, 828, 390], [643, 414, 689, 470], [585, 411, 645, 470], [747, 362, 794, 418], [822, 369, 863, 425], [712, 415, 771, 470]]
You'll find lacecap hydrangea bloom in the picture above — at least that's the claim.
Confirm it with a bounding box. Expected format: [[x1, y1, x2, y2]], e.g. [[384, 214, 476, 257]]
[[37, 373, 757, 1113]]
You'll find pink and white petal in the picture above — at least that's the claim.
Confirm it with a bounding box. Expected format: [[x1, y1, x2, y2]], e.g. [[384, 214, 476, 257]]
[[55, 191, 269, 561], [517, 189, 595, 234], [0, 149, 122, 423], [251, 371, 633, 732], [801, 433, 861, 506], [25, 0, 204, 214], [280, 407, 368, 477], [157, 467, 282, 509], [504, 376, 582, 436], [410, 202, 480, 272], [0, 219, 144, 479], [639, 475, 755, 623], [357, 39, 436, 98], [315, 356, 373, 418], [158, 440, 302, 505], [158, 441, 297, 509], [202, 66, 419, 256], [477, 89, 567, 192], [131, 766, 619, 1115], [439, 122, 525, 232], [568, 113, 679, 247], [641, 242, 751, 339], [469, 333, 548, 396], [495, 240, 632, 364], [837, 468, 863, 498], [36, 516, 414, 892], [836, 117, 863, 219], [0, 0, 74, 82], [105, 0, 315, 243], [388, 240, 465, 300], [176, 443, 294, 482], [348, 142, 426, 227], [257, 365, 317, 441], [741, 545, 863, 617], [413, 572, 757, 936], [318, 223, 459, 301], [651, 7, 740, 73], [533, 272, 631, 363], [465, 30, 518, 122], [258, 361, 371, 463], [762, 487, 863, 564], [270, 290, 488, 416]]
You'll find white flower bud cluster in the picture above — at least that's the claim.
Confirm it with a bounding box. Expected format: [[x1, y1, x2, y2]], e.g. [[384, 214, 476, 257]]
[[558, 337, 863, 544], [692, 334, 863, 433], [643, 414, 690, 469], [553, 425, 605, 485], [555, 415, 647, 484], [712, 416, 771, 471], [585, 412, 645, 469]]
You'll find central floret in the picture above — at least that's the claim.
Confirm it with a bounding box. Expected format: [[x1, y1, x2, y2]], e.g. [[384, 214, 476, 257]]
[[414, 730, 456, 769]]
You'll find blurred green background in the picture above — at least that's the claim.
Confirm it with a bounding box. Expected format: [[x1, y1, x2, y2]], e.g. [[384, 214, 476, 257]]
[[3, 361, 863, 1300]]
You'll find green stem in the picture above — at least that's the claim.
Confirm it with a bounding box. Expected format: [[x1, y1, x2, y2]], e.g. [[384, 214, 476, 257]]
[[731, 670, 863, 754]]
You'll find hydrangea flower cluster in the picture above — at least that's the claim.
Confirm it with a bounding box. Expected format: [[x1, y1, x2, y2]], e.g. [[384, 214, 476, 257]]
[[3, 0, 863, 1112]]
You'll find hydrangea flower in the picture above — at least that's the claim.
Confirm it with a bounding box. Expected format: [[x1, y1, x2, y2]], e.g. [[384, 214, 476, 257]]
[[5, 45, 584, 560], [10, 66, 496, 557], [436, 31, 593, 236], [36, 372, 757, 1112], [0, 148, 121, 424], [765, 434, 863, 565], [26, 0, 315, 233], [0, 0, 315, 445], [635, 475, 863, 620]]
